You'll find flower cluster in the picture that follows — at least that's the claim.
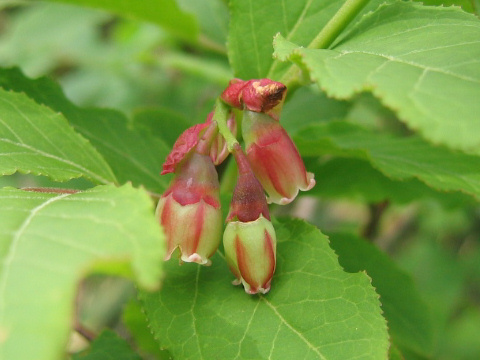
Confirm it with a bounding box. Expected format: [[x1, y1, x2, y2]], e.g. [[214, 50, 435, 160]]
[[157, 78, 315, 294]]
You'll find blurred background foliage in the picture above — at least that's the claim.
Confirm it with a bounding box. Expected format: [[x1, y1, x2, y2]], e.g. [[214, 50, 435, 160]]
[[0, 1, 479, 359]]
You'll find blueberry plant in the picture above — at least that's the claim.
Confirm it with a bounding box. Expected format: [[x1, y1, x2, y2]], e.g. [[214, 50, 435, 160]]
[[0, 0, 479, 359]]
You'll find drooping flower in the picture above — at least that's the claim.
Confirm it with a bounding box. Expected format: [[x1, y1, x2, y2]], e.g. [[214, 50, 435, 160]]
[[157, 122, 222, 265], [223, 144, 276, 294], [242, 110, 315, 205]]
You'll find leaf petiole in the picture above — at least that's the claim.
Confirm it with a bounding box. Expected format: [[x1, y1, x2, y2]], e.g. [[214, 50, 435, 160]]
[[280, 0, 370, 88], [309, 0, 370, 50]]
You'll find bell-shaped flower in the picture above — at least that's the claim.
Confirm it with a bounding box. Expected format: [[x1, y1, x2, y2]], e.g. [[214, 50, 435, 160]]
[[205, 111, 237, 165], [242, 110, 315, 205], [157, 123, 222, 265], [223, 144, 276, 294]]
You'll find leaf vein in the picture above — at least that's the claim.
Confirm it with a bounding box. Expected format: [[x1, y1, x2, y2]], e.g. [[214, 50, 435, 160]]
[[234, 300, 260, 360], [0, 193, 71, 322], [0, 97, 70, 159], [191, 266, 203, 358], [261, 297, 327, 360], [334, 50, 480, 84], [0, 137, 111, 184]]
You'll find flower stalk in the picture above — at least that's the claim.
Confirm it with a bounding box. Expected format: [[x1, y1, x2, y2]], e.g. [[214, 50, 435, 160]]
[[223, 144, 276, 294], [213, 99, 239, 151]]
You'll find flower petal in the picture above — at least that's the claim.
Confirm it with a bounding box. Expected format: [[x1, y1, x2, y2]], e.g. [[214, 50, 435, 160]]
[[161, 123, 209, 175]]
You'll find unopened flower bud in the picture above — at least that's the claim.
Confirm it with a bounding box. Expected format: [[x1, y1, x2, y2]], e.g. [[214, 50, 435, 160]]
[[221, 78, 287, 120]]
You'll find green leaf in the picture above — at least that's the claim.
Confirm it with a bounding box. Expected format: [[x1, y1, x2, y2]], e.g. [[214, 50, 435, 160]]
[[388, 344, 404, 360], [439, 306, 480, 359], [177, 0, 229, 52], [141, 218, 388, 360], [274, 2, 480, 153], [307, 157, 473, 207], [0, 3, 175, 112], [328, 232, 433, 356], [227, 0, 384, 79], [0, 3, 109, 77], [294, 121, 480, 201], [0, 67, 171, 194], [0, 184, 164, 360], [132, 107, 191, 147], [69, 109, 172, 195], [280, 85, 351, 135], [0, 88, 116, 184], [228, 0, 337, 79], [122, 299, 173, 360], [47, 0, 198, 41], [415, 0, 479, 14], [73, 330, 141, 360]]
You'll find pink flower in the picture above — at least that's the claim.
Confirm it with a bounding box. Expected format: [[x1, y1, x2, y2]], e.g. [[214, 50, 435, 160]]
[[157, 123, 222, 265], [223, 144, 276, 294], [242, 110, 315, 205]]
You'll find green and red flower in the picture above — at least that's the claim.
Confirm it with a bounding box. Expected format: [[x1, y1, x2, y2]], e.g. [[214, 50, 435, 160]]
[[157, 123, 222, 265], [223, 144, 276, 294], [242, 110, 315, 204]]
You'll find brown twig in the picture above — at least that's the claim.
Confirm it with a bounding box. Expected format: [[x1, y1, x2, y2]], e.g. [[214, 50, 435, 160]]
[[74, 321, 97, 342], [22, 187, 79, 194]]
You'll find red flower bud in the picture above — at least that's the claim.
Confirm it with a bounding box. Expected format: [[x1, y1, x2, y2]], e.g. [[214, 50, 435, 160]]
[[157, 123, 222, 265], [221, 79, 287, 120], [220, 78, 245, 109], [223, 145, 276, 294], [242, 110, 315, 205]]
